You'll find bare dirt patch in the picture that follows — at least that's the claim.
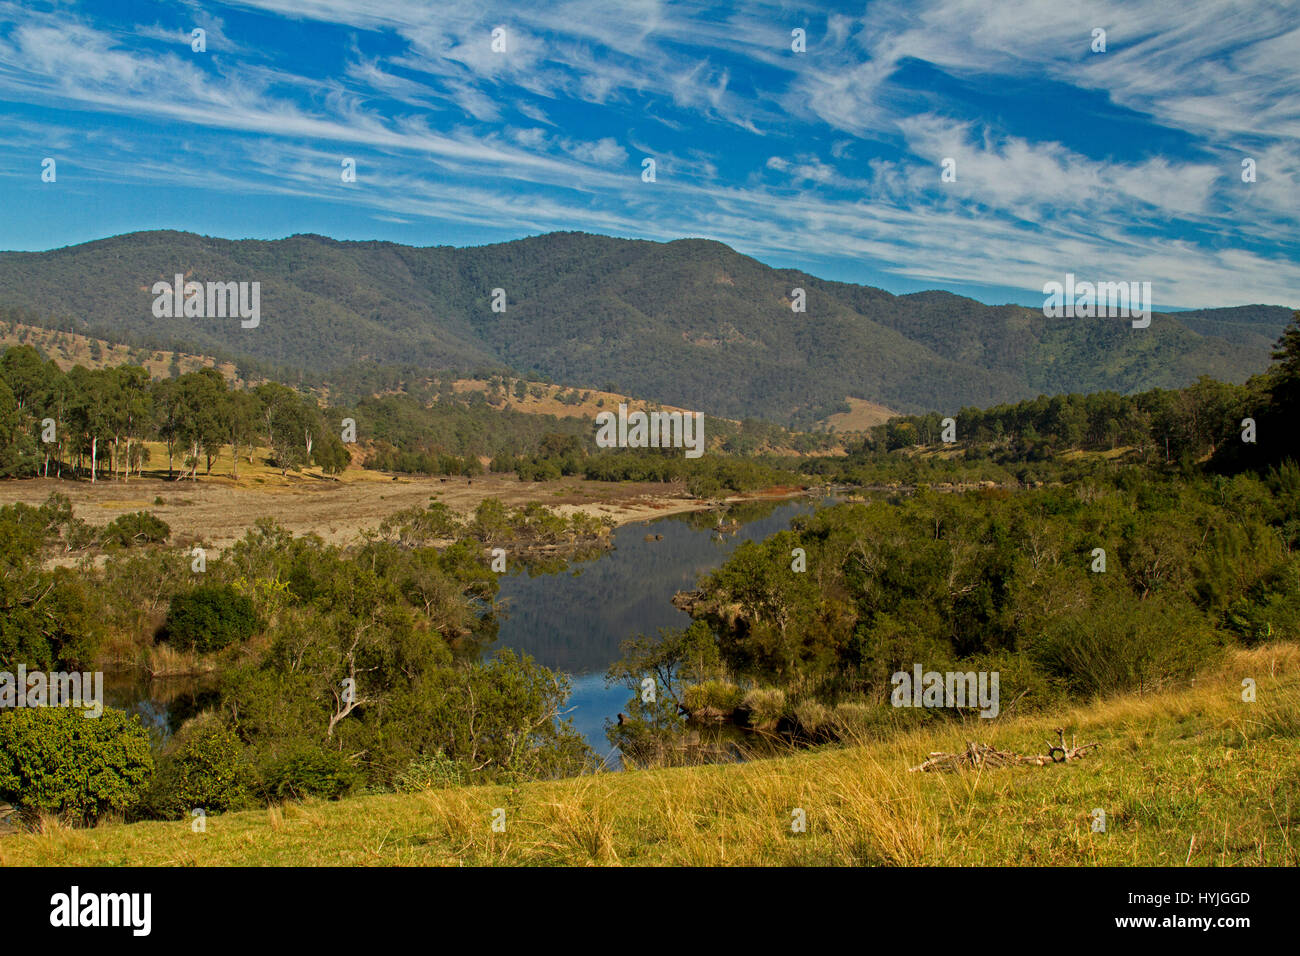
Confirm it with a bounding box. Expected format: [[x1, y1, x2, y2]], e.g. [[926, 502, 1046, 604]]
[[0, 473, 710, 554]]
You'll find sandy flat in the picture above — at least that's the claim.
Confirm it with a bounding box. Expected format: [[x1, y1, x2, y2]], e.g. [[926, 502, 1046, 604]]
[[0, 472, 710, 555]]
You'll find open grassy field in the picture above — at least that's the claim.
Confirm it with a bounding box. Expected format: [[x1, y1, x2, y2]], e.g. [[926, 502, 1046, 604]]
[[823, 396, 900, 433], [0, 441, 721, 555], [3, 644, 1294, 867]]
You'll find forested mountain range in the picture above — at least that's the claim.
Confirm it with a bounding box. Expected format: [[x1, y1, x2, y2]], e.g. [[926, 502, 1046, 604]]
[[0, 230, 1289, 426]]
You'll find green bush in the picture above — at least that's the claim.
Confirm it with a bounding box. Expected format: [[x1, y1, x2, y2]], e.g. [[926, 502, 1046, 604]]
[[143, 714, 250, 819], [101, 511, 171, 547], [741, 687, 787, 728], [257, 743, 364, 801], [682, 680, 744, 715], [1028, 594, 1220, 696], [1224, 559, 1300, 645], [162, 584, 260, 653], [393, 750, 464, 793], [0, 706, 154, 825]]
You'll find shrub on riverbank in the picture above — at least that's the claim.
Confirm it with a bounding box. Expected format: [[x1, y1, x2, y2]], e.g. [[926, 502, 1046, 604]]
[[0, 707, 153, 825], [161, 583, 260, 653]]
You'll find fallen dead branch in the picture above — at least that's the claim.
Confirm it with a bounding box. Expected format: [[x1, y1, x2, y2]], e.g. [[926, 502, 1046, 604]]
[[908, 728, 1100, 773]]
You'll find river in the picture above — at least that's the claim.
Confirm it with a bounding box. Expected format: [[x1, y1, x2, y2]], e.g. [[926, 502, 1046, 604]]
[[105, 496, 833, 766], [492, 496, 828, 764]]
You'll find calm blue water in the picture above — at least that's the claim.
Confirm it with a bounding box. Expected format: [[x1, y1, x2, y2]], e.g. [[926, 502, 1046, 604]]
[[105, 497, 831, 768], [491, 498, 827, 762]]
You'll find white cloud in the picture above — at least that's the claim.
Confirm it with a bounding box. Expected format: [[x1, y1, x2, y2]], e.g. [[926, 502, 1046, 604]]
[[0, 0, 1294, 311]]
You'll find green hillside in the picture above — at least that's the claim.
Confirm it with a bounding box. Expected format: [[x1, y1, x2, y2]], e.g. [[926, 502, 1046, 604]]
[[0, 231, 1289, 426]]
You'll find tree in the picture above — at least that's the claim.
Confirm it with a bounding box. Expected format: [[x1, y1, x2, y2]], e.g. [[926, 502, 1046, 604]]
[[111, 365, 152, 481], [313, 418, 352, 475], [1268, 311, 1300, 465], [0, 379, 36, 478], [175, 369, 226, 479], [152, 378, 182, 479], [255, 382, 310, 476], [0, 345, 48, 416], [224, 389, 260, 479], [65, 366, 113, 482], [36, 361, 72, 478]]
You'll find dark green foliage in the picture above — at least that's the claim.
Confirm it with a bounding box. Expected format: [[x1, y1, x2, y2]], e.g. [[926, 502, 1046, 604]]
[[0, 496, 103, 670], [142, 714, 251, 819], [313, 428, 352, 475], [101, 510, 171, 547], [1222, 557, 1300, 645], [0, 377, 36, 477], [872, 376, 1265, 466], [162, 584, 260, 653], [210, 522, 592, 794], [1027, 593, 1219, 696], [0, 234, 1287, 426], [0, 707, 154, 825], [256, 742, 363, 802], [612, 459, 1298, 762]]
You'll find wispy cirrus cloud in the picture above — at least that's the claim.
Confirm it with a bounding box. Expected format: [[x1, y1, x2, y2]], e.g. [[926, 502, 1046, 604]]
[[0, 0, 1294, 309]]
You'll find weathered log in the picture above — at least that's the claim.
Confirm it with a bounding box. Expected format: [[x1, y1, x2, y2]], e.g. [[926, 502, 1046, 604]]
[[909, 735, 1100, 772]]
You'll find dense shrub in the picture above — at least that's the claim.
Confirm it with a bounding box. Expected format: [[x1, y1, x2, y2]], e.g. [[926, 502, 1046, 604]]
[[256, 743, 364, 801], [0, 706, 154, 825], [102, 511, 170, 547], [1028, 595, 1220, 696], [1224, 558, 1300, 645], [142, 714, 250, 819], [162, 584, 260, 653]]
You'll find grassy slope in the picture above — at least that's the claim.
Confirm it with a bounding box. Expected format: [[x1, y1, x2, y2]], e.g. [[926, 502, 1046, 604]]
[[5, 322, 823, 448], [0, 323, 240, 383], [2, 646, 1296, 867]]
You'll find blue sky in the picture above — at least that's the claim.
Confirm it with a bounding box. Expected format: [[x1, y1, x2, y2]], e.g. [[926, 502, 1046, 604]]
[[0, 0, 1296, 309]]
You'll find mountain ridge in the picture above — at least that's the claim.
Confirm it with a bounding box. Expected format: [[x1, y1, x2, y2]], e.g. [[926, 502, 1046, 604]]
[[0, 230, 1289, 426]]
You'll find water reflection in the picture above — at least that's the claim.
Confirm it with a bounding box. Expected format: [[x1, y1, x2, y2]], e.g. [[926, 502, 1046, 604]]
[[101, 671, 220, 748], [101, 497, 832, 768], [492, 497, 830, 760]]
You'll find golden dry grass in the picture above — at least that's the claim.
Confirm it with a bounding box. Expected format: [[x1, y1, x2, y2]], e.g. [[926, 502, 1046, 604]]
[[2, 645, 1296, 867]]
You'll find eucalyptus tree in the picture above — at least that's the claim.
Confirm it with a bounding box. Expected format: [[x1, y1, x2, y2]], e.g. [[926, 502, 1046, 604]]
[[224, 388, 260, 479], [175, 368, 226, 480], [254, 382, 311, 476], [66, 366, 114, 482], [0, 379, 33, 478], [111, 365, 153, 480], [152, 377, 183, 479]]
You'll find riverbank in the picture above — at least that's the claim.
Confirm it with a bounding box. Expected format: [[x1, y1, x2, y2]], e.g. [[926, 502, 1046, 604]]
[[0, 472, 776, 558], [4, 644, 1293, 864]]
